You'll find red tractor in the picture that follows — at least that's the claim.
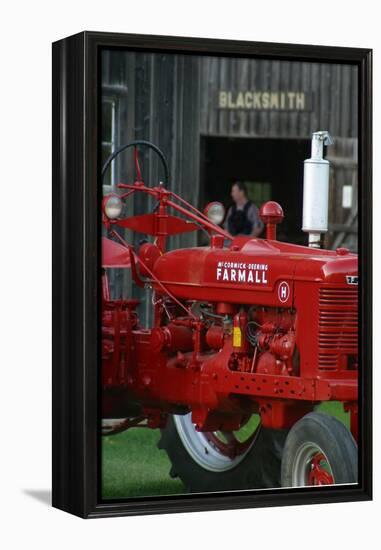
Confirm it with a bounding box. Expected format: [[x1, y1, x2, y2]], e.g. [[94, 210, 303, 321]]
[[101, 135, 358, 491]]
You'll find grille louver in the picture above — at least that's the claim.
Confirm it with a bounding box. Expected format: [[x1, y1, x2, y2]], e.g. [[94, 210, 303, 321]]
[[318, 287, 358, 371]]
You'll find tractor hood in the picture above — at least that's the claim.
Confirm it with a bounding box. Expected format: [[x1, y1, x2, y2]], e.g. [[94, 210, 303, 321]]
[[151, 237, 358, 307]]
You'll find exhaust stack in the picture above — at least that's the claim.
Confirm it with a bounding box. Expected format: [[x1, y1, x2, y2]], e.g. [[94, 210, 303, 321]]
[[302, 131, 333, 248]]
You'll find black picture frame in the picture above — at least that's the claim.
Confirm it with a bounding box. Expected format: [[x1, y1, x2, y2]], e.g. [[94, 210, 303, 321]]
[[52, 31, 372, 518]]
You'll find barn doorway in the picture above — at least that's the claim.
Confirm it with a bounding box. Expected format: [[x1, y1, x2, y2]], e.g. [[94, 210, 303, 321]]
[[199, 136, 310, 245]]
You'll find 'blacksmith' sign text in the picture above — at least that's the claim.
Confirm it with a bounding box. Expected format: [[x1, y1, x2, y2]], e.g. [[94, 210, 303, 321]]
[[217, 90, 313, 111]]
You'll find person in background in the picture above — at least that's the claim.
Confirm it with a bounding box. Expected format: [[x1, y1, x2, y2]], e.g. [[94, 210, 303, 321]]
[[224, 181, 264, 237]]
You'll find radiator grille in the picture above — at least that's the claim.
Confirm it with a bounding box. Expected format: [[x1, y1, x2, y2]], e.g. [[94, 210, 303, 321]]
[[318, 287, 358, 371]]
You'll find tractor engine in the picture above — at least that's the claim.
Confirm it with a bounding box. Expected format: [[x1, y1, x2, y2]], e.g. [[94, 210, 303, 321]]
[[102, 228, 357, 434]]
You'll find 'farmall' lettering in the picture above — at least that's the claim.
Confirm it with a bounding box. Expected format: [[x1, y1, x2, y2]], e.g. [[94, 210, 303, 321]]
[[216, 262, 268, 285]]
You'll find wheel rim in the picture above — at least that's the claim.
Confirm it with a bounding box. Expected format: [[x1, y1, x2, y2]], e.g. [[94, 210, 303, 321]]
[[173, 413, 260, 472], [292, 442, 334, 486]]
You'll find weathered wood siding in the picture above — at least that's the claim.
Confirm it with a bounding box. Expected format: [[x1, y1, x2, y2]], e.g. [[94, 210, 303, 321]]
[[102, 51, 358, 214], [102, 51, 201, 246], [200, 57, 358, 138], [327, 138, 358, 249]]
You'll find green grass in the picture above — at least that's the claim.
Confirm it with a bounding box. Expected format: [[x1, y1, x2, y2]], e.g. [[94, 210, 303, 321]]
[[102, 427, 185, 499], [102, 401, 349, 499]]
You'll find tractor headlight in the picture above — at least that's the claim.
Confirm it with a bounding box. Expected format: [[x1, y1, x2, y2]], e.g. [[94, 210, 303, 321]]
[[204, 202, 225, 225], [103, 194, 123, 219]]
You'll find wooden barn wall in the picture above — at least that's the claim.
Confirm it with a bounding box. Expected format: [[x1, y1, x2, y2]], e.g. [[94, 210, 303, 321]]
[[327, 138, 358, 250], [102, 51, 201, 242], [200, 57, 358, 139], [101, 50, 131, 300]]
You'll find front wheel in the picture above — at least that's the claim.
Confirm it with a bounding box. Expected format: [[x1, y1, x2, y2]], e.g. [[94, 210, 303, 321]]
[[281, 412, 358, 487], [158, 413, 288, 493]]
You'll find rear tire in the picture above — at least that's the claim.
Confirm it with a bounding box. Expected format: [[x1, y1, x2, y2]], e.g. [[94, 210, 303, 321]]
[[281, 412, 358, 487], [158, 413, 288, 493]]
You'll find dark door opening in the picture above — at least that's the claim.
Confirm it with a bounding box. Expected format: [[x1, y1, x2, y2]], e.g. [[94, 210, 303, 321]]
[[200, 136, 310, 245]]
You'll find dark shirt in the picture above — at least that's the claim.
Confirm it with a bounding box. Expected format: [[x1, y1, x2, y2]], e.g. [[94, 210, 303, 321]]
[[224, 201, 264, 236]]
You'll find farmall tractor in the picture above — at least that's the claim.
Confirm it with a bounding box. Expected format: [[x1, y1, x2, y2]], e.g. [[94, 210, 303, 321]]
[[101, 131, 358, 491]]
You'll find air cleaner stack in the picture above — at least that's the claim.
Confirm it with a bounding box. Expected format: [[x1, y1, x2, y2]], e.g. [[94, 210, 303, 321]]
[[302, 131, 333, 248]]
